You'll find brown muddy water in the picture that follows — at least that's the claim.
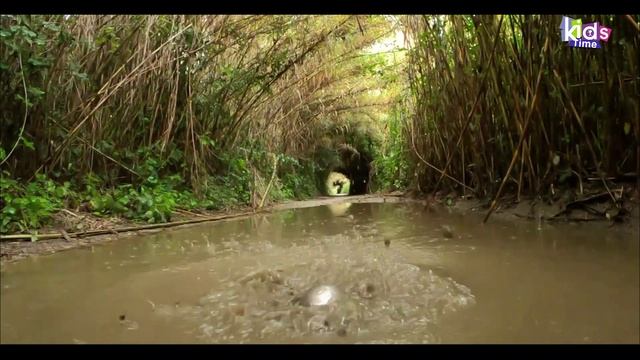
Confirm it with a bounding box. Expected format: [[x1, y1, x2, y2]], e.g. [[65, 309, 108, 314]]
[[1, 201, 638, 344]]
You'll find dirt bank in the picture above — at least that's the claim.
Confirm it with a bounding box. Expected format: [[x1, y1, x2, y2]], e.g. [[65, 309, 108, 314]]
[[1, 192, 637, 265]]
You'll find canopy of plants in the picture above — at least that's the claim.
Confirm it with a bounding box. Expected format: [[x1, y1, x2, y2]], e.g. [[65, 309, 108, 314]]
[[1, 15, 637, 235], [0, 15, 405, 233]]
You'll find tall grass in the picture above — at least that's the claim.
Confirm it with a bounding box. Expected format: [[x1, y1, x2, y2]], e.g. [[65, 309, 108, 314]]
[[403, 15, 639, 202]]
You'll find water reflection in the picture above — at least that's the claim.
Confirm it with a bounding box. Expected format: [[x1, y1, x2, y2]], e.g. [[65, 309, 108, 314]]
[[327, 202, 352, 217]]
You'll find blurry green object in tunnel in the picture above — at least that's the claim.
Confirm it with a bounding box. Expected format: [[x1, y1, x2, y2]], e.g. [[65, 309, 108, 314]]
[[326, 171, 351, 196]]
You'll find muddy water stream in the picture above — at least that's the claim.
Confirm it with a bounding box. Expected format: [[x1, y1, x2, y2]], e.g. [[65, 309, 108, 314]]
[[1, 201, 638, 343]]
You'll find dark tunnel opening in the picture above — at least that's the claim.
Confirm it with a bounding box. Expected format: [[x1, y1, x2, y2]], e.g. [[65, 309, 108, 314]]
[[334, 145, 372, 195]]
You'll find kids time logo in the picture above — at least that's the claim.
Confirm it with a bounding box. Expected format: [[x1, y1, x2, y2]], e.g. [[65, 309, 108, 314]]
[[560, 16, 612, 48]]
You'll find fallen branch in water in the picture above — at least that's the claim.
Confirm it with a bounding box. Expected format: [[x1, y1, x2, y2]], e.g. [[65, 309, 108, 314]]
[[548, 189, 625, 220], [0, 209, 265, 242]]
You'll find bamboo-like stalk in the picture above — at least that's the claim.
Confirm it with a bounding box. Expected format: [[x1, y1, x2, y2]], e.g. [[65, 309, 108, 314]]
[[484, 38, 548, 223], [403, 14, 637, 204]]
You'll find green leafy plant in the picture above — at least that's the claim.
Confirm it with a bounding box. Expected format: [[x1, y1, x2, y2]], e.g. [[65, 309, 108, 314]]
[[0, 172, 74, 234]]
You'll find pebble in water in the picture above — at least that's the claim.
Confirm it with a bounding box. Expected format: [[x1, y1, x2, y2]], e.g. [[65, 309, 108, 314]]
[[118, 314, 139, 330], [357, 282, 376, 299], [301, 285, 340, 307], [442, 226, 454, 239]]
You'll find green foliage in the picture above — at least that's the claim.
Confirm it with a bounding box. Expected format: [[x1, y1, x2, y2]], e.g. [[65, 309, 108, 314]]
[[372, 108, 410, 191], [276, 155, 318, 200], [374, 149, 409, 191], [88, 185, 174, 223], [0, 171, 74, 234], [83, 173, 185, 223], [0, 169, 200, 232], [0, 16, 67, 111]]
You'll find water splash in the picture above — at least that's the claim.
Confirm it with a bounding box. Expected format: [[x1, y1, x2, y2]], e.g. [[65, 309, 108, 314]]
[[155, 234, 476, 343]]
